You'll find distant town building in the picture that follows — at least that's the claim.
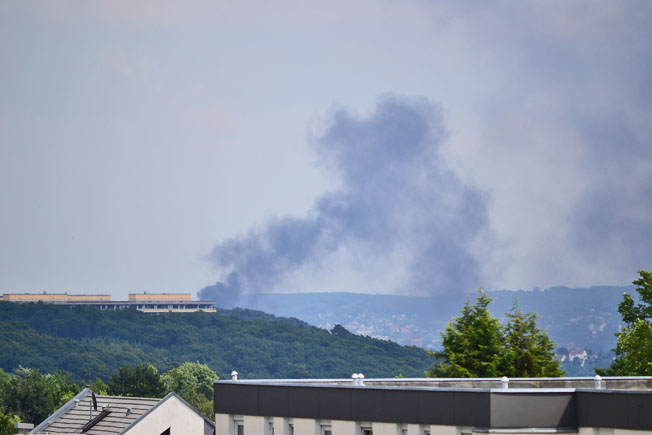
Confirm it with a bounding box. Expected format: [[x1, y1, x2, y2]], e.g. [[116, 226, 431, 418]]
[[0, 292, 216, 313], [569, 349, 589, 366]]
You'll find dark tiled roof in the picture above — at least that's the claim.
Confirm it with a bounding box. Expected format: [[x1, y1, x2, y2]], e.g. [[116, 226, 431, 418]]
[[32, 389, 160, 434]]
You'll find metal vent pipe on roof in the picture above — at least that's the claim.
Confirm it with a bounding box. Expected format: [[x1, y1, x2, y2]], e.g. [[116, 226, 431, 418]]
[[594, 374, 602, 389]]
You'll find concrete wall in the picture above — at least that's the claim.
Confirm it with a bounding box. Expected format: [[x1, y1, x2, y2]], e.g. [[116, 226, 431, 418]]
[[124, 395, 207, 435]]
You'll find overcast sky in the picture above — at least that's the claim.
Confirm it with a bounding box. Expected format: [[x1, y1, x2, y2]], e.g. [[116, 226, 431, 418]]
[[1, 1, 651, 301]]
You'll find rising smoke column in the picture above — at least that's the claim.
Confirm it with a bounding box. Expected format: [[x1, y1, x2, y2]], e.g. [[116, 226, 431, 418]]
[[199, 96, 490, 307]]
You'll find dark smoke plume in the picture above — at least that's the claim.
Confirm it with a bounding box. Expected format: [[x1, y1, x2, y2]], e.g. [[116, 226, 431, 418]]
[[199, 96, 490, 307]]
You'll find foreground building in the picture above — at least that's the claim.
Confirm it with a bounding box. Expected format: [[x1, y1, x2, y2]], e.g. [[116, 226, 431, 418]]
[[214, 376, 652, 435], [1, 292, 216, 313], [31, 388, 214, 435]]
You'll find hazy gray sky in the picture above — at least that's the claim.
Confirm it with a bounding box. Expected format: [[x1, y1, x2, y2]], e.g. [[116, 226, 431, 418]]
[[1, 1, 651, 300]]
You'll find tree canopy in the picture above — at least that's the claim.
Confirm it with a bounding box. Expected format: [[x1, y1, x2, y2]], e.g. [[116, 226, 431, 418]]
[[598, 270, 652, 376], [0, 302, 431, 380], [161, 362, 217, 419], [427, 291, 563, 378], [427, 292, 503, 377], [107, 364, 166, 398], [0, 367, 80, 433], [501, 303, 564, 378]]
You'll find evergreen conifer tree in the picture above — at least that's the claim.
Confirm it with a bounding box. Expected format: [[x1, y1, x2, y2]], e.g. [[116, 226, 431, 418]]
[[427, 291, 563, 378], [598, 270, 652, 376], [501, 302, 563, 377]]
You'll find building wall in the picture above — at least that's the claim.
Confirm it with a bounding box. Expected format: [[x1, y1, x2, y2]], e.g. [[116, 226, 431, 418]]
[[137, 305, 216, 313], [124, 396, 208, 435], [1, 293, 216, 313], [576, 430, 651, 435], [215, 415, 479, 435], [2, 293, 111, 302], [129, 293, 192, 301], [215, 416, 652, 435]]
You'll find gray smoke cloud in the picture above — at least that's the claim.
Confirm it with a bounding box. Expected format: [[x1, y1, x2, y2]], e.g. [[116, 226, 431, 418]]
[[199, 96, 490, 307]]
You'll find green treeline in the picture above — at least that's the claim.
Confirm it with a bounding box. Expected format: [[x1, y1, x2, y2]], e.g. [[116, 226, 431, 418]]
[[0, 302, 432, 381]]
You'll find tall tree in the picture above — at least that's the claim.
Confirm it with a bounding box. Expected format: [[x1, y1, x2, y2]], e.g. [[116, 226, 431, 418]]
[[161, 362, 218, 419], [0, 412, 20, 435], [427, 291, 563, 378], [501, 301, 563, 377], [598, 270, 652, 376], [107, 364, 166, 398], [427, 291, 503, 377], [3, 367, 53, 425]]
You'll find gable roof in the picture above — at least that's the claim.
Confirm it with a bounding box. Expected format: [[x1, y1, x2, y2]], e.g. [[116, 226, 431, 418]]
[[31, 389, 214, 435]]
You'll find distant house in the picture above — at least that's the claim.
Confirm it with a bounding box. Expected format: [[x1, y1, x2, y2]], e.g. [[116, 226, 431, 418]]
[[31, 388, 214, 435], [569, 349, 588, 365]]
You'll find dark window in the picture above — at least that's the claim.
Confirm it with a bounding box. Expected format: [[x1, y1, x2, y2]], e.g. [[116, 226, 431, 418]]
[[234, 420, 244, 435], [362, 429, 373, 435]]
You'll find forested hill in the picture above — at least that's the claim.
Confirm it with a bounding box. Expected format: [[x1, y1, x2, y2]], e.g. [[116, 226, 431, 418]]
[[0, 302, 432, 382]]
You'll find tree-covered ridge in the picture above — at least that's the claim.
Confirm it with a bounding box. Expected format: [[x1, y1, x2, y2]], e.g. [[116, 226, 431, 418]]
[[0, 302, 432, 381]]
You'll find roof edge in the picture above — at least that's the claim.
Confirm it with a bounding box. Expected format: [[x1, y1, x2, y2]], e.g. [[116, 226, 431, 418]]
[[119, 392, 214, 435], [31, 388, 91, 433]]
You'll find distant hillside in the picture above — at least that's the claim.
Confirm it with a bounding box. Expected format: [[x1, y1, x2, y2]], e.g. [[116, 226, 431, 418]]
[[237, 286, 634, 375], [0, 302, 432, 382]]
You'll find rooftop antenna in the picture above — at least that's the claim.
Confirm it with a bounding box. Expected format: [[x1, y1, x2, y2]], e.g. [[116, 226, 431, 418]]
[[86, 384, 97, 420]]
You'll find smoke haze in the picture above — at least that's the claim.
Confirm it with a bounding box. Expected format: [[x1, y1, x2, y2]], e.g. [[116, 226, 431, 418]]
[[199, 96, 490, 306]]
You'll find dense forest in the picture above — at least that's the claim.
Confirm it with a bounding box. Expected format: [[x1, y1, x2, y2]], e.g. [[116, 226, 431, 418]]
[[0, 302, 432, 382]]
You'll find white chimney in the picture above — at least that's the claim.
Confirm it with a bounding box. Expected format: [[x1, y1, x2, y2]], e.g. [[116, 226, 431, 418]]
[[14, 423, 34, 434], [594, 374, 602, 389], [351, 373, 359, 385], [231, 371, 238, 381]]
